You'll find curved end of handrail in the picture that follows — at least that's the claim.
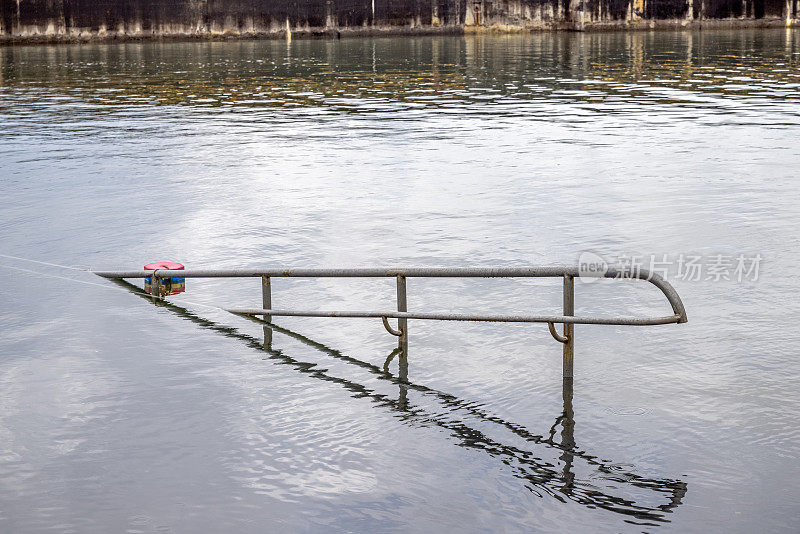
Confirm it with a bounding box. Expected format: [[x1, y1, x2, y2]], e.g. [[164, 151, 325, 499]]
[[601, 267, 688, 324]]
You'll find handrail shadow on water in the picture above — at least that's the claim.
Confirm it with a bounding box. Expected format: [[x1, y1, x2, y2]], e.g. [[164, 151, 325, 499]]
[[110, 279, 687, 525]]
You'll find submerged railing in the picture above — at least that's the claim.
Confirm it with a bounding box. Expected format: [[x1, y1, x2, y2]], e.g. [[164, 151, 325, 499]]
[[93, 265, 687, 380], [105, 276, 688, 521]]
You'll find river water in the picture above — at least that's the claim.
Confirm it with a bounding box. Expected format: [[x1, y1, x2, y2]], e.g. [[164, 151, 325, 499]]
[[1, 29, 799, 532]]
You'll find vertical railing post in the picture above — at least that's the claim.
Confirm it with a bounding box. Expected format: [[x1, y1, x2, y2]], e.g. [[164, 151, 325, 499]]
[[396, 275, 407, 343], [262, 276, 272, 346], [559, 375, 575, 489], [563, 275, 574, 381]]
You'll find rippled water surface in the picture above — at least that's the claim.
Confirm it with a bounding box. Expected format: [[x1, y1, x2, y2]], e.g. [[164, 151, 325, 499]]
[[1, 29, 800, 532]]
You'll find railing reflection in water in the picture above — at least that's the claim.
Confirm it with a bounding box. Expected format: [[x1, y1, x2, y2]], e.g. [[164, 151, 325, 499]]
[[110, 278, 687, 524]]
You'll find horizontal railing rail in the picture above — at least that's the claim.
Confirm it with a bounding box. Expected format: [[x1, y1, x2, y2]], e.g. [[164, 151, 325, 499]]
[[225, 309, 682, 326], [93, 265, 687, 379]]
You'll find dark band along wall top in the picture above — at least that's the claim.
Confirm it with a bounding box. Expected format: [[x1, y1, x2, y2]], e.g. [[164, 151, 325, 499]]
[[0, 0, 796, 41]]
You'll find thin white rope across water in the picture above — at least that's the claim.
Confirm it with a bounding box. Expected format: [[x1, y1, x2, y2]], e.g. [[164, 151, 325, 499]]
[[1, 263, 227, 313], [0, 253, 91, 271]]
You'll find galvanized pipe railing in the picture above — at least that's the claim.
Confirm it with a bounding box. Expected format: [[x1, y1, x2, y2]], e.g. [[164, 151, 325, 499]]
[[93, 265, 687, 379]]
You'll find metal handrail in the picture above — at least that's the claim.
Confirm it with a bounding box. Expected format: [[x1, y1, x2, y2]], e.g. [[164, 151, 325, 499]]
[[93, 265, 687, 322], [225, 308, 682, 326], [93, 265, 687, 379]]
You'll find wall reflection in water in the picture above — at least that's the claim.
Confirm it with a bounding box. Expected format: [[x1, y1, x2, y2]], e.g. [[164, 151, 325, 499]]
[[1, 30, 798, 113], [112, 278, 687, 526]]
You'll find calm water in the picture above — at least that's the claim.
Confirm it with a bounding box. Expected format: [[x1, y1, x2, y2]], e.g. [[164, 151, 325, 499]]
[[1, 29, 800, 532]]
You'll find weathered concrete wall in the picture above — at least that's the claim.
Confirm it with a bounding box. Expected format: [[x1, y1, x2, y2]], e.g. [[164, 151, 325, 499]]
[[1, 0, 798, 42], [473, 0, 796, 29]]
